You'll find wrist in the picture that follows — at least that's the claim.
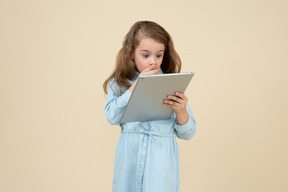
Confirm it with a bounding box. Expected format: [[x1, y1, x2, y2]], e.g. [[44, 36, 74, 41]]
[[175, 108, 187, 116], [128, 77, 139, 92], [175, 109, 189, 125]]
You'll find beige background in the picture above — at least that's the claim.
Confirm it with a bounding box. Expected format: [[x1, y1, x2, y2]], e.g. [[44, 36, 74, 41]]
[[1, 0, 287, 191]]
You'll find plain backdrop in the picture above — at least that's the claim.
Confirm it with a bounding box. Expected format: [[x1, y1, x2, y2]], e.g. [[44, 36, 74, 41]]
[[1, 0, 287, 192]]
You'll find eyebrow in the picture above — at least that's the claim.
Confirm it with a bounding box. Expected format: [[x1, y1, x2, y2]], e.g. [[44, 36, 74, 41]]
[[140, 50, 164, 53]]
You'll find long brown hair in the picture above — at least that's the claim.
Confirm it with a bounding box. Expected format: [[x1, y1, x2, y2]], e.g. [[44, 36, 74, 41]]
[[103, 21, 182, 95]]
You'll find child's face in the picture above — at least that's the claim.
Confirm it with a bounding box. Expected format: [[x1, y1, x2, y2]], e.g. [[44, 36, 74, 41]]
[[132, 38, 165, 72]]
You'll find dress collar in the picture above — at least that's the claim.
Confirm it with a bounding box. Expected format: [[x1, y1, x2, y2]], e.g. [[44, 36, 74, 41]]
[[132, 70, 140, 82]]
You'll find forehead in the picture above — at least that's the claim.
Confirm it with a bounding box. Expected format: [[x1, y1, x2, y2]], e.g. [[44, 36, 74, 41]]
[[136, 38, 165, 52]]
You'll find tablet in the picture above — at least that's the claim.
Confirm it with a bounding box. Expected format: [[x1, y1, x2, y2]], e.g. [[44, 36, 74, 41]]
[[120, 72, 195, 123]]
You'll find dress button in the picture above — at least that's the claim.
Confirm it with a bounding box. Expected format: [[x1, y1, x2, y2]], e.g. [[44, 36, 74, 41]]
[[139, 167, 142, 170], [143, 143, 146, 146]]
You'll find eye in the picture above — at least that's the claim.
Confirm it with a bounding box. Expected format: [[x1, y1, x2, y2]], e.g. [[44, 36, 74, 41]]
[[143, 54, 149, 58], [157, 54, 163, 58]]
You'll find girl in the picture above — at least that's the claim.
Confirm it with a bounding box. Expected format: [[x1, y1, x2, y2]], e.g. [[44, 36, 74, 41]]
[[103, 21, 196, 192]]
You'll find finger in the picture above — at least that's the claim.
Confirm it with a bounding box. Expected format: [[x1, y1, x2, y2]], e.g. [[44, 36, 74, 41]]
[[147, 67, 160, 74], [175, 93, 188, 104], [163, 100, 185, 110], [175, 92, 187, 101], [150, 67, 161, 74], [141, 65, 154, 74], [163, 99, 182, 106], [167, 95, 187, 105], [141, 66, 160, 76], [140, 65, 156, 75], [166, 95, 181, 104], [150, 64, 156, 69]]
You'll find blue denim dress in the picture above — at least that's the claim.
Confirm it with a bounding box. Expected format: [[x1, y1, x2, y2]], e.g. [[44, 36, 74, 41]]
[[104, 71, 196, 192]]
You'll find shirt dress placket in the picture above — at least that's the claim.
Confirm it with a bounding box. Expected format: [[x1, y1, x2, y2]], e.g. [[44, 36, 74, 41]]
[[136, 121, 150, 192]]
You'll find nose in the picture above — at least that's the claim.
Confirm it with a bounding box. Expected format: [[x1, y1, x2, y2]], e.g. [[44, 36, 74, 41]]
[[150, 56, 156, 65]]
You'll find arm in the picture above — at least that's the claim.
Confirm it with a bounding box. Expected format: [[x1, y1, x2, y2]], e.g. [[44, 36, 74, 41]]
[[104, 66, 160, 125], [173, 105, 196, 140], [104, 80, 131, 125], [163, 92, 196, 140]]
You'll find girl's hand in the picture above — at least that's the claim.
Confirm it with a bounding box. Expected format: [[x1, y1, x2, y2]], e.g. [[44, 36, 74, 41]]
[[163, 92, 189, 125], [129, 65, 160, 92], [139, 64, 161, 76]]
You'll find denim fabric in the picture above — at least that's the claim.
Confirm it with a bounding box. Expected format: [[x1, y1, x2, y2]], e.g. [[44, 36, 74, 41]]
[[104, 71, 196, 192]]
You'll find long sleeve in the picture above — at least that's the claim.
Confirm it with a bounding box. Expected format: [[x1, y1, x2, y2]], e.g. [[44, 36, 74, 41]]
[[104, 80, 132, 125], [173, 105, 196, 140]]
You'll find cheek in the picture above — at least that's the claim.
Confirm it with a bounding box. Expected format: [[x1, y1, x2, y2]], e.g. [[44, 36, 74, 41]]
[[135, 60, 149, 72], [157, 59, 163, 67]]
